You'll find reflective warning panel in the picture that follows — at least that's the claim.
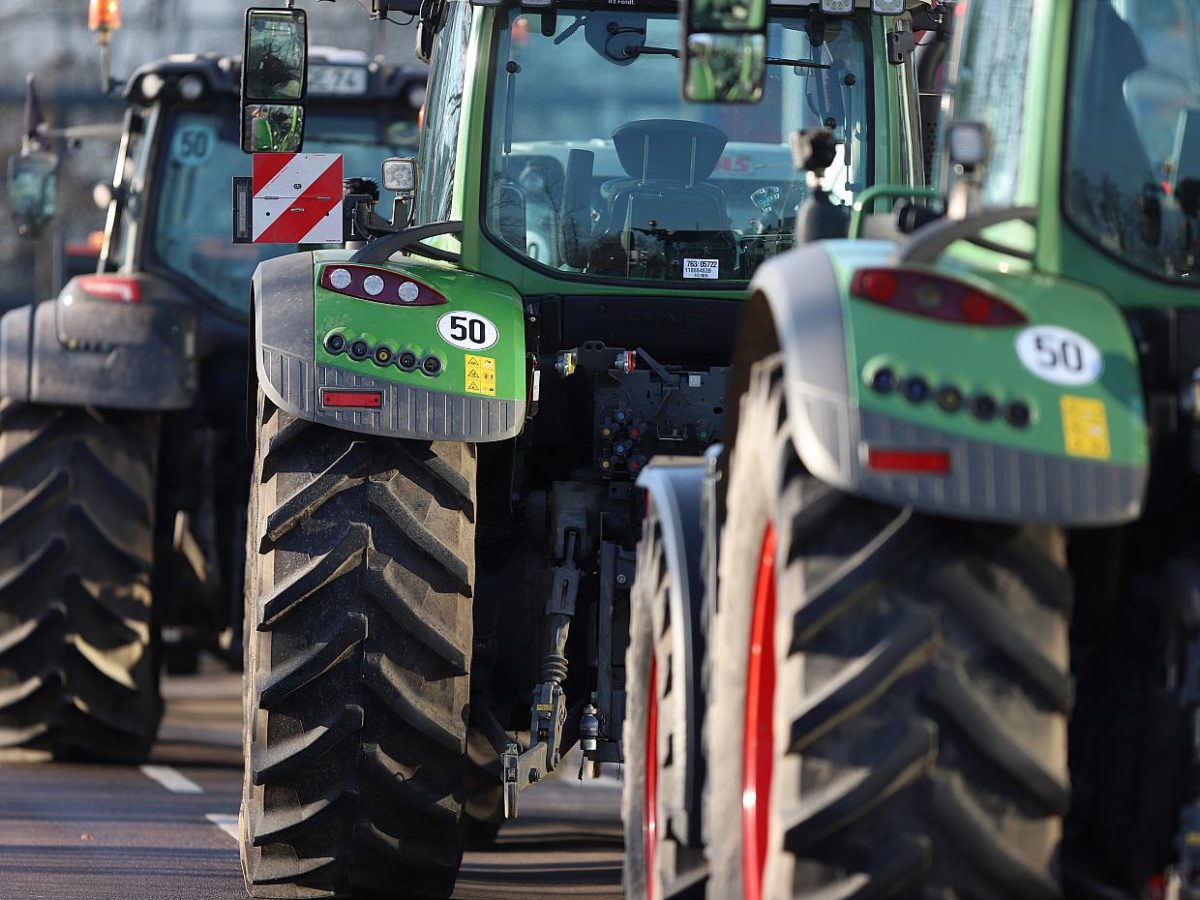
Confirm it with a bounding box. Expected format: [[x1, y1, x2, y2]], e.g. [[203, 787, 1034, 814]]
[[233, 153, 343, 244]]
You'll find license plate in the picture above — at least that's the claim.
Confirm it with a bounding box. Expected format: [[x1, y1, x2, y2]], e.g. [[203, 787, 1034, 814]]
[[308, 65, 368, 96]]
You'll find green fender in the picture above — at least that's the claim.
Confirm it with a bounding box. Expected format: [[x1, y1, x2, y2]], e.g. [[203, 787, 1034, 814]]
[[252, 250, 527, 442]]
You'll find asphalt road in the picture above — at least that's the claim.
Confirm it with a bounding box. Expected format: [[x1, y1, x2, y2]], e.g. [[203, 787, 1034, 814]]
[[0, 664, 624, 900]]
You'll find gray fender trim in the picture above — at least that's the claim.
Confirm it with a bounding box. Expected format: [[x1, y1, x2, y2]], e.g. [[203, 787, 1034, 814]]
[[745, 243, 860, 493], [635, 457, 708, 848], [253, 253, 525, 442], [0, 298, 196, 411]]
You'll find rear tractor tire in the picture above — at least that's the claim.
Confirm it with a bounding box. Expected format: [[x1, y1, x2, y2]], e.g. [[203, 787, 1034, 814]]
[[0, 400, 162, 762], [706, 355, 1072, 900], [240, 391, 476, 899]]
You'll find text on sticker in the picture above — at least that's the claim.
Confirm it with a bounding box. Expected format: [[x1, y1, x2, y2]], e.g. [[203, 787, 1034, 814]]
[[465, 355, 497, 397], [1061, 395, 1110, 460], [683, 258, 719, 280]]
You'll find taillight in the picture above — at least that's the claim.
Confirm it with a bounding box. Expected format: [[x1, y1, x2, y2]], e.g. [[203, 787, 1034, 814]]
[[320, 265, 446, 307], [77, 275, 141, 303], [320, 389, 383, 409], [866, 448, 951, 475], [851, 269, 1026, 326]]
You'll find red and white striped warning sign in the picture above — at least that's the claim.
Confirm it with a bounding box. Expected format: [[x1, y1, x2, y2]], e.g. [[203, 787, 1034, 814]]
[[249, 153, 344, 244]]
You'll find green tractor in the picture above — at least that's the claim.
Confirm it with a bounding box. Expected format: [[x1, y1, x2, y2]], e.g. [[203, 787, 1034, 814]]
[[633, 0, 1200, 896], [234, 0, 947, 895], [0, 48, 425, 762]]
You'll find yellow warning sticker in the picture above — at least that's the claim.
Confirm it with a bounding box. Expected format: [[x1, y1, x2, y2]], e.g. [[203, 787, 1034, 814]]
[[464, 354, 497, 397], [1061, 395, 1110, 460]]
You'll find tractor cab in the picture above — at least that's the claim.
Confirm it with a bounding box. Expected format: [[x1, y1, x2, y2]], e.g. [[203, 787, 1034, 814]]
[[106, 49, 425, 318]]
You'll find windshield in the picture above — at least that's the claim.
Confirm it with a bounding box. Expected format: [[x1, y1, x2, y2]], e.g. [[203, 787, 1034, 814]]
[[149, 107, 418, 310], [485, 7, 871, 285], [1064, 0, 1200, 283]]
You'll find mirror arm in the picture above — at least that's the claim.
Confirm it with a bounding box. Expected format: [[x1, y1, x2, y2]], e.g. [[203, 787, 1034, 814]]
[[350, 221, 464, 265], [894, 206, 1037, 265]]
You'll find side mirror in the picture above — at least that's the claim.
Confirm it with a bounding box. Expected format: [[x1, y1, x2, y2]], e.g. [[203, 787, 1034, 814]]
[[8, 151, 58, 237], [241, 7, 308, 153], [681, 0, 767, 103], [684, 33, 765, 103]]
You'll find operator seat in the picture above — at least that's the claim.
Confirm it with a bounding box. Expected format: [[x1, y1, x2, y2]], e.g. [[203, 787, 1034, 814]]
[[591, 120, 738, 277]]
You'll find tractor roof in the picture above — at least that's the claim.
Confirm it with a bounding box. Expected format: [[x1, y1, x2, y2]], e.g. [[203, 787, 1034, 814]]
[[122, 48, 427, 110]]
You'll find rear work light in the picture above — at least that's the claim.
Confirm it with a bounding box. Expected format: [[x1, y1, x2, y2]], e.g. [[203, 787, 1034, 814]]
[[320, 265, 447, 307], [851, 269, 1026, 326], [77, 275, 141, 303], [866, 448, 951, 475], [320, 389, 382, 409]]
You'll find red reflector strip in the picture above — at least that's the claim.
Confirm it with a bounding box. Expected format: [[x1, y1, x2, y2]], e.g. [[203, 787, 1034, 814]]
[[320, 389, 382, 409], [867, 448, 951, 475], [77, 275, 141, 303]]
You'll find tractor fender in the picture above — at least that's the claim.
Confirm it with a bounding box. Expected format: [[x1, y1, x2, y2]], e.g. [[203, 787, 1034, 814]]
[[635, 456, 709, 848], [0, 274, 197, 410], [253, 252, 526, 442], [740, 243, 1147, 526]]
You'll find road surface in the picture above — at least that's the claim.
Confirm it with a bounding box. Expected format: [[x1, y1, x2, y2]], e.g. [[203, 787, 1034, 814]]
[[0, 663, 624, 900]]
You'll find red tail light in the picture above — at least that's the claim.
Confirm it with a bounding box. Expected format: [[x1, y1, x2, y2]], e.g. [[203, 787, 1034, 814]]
[[851, 269, 1026, 326], [320, 265, 446, 307], [866, 448, 951, 475], [77, 275, 141, 303], [320, 389, 382, 409]]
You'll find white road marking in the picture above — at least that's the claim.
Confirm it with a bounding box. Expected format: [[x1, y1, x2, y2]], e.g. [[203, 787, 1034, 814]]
[[206, 813, 239, 841], [139, 764, 203, 794]]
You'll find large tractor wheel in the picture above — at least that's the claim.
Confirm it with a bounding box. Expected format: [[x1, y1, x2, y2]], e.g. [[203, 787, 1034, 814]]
[[706, 355, 1072, 899], [240, 392, 475, 899], [623, 509, 704, 899], [0, 400, 161, 762]]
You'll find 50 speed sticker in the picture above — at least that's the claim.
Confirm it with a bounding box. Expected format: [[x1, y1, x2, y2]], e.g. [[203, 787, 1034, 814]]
[[438, 311, 498, 351], [1015, 326, 1103, 386]]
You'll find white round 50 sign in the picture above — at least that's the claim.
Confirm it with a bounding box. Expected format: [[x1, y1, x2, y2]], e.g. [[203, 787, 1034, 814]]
[[1014, 326, 1104, 386], [437, 311, 499, 351]]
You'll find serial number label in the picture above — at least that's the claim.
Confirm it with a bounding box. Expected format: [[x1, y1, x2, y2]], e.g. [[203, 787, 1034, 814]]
[[683, 258, 719, 280], [465, 355, 496, 397], [1061, 395, 1110, 460]]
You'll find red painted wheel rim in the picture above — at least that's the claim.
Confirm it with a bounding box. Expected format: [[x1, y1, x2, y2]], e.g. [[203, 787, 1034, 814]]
[[742, 523, 778, 900], [644, 652, 659, 900]]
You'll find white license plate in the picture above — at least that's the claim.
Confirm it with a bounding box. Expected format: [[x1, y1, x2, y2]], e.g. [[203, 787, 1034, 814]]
[[308, 65, 368, 96]]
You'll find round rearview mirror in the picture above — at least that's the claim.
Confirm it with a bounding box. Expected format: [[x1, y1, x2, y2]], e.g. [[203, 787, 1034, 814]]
[[7, 151, 59, 237]]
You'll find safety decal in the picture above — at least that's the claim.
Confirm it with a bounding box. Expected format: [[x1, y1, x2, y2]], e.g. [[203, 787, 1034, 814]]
[[1061, 395, 1110, 460], [438, 311, 499, 351], [465, 355, 497, 397], [1015, 326, 1104, 387], [233, 153, 344, 244], [683, 258, 719, 280], [170, 124, 216, 167]]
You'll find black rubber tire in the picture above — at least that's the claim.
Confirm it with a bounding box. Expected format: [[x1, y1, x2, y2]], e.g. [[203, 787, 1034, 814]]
[[706, 355, 1071, 899], [0, 401, 162, 762], [240, 391, 475, 899], [623, 510, 704, 899], [461, 726, 504, 850]]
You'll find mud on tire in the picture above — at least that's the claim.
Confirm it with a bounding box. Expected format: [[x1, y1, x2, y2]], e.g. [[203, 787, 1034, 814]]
[[0, 401, 161, 762], [241, 391, 476, 898], [706, 355, 1072, 899]]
